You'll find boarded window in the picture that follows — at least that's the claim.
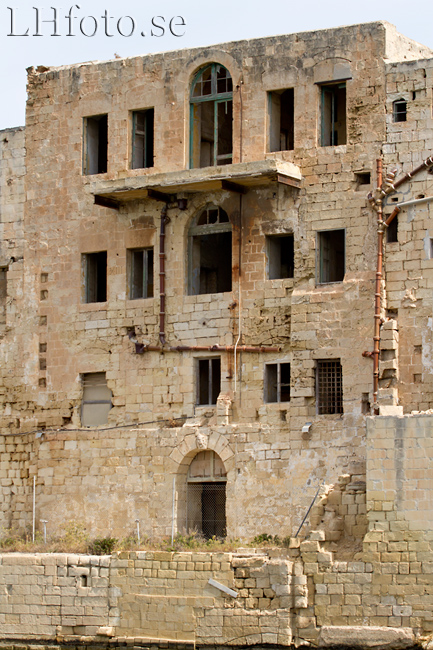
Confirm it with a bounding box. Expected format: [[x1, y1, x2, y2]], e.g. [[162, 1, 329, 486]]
[[187, 451, 227, 539], [81, 372, 112, 426], [197, 358, 221, 405], [265, 362, 291, 403], [131, 109, 154, 169], [0, 268, 6, 325], [393, 99, 407, 123], [128, 248, 154, 299], [190, 64, 233, 168], [320, 83, 346, 146], [83, 252, 107, 303], [317, 230, 345, 284], [267, 234, 294, 279], [189, 206, 232, 295], [83, 115, 108, 175], [269, 89, 294, 151], [317, 360, 343, 414]]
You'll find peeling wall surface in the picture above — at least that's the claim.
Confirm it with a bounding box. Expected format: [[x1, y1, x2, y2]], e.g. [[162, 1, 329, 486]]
[[0, 20, 433, 575]]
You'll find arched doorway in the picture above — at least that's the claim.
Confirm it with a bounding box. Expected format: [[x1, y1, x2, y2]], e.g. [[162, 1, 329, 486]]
[[186, 450, 227, 538]]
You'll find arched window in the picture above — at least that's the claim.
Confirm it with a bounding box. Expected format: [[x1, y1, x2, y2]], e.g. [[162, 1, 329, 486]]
[[190, 63, 233, 169], [187, 450, 227, 538], [188, 205, 232, 295]]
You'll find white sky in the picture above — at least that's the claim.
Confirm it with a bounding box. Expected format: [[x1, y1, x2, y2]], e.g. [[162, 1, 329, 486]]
[[1, 0, 433, 130]]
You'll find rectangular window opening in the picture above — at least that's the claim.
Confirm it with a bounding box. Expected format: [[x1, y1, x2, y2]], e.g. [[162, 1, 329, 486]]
[[0, 268, 7, 325], [393, 100, 407, 123], [197, 358, 221, 406], [191, 231, 232, 295], [267, 234, 294, 280], [132, 109, 154, 169], [386, 215, 398, 243], [83, 114, 108, 175], [81, 372, 112, 427], [320, 83, 346, 146], [269, 89, 294, 152], [83, 252, 107, 303], [317, 360, 343, 415], [265, 362, 291, 403], [128, 248, 154, 299], [317, 230, 345, 284], [355, 172, 371, 188], [430, 238, 433, 259]]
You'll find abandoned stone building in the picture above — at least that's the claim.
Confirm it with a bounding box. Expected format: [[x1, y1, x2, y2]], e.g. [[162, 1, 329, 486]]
[[1, 19, 433, 552]]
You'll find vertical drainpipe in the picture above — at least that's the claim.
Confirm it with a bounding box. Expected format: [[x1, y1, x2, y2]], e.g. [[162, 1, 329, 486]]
[[373, 158, 384, 411], [159, 204, 168, 346]]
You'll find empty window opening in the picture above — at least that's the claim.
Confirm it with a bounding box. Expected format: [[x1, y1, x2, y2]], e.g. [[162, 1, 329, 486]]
[[128, 248, 154, 299], [361, 393, 370, 415], [320, 83, 346, 146], [317, 360, 343, 415], [393, 99, 407, 123], [187, 450, 226, 539], [83, 114, 108, 175], [83, 252, 107, 303], [197, 357, 221, 405], [387, 215, 398, 243], [131, 109, 154, 169], [79, 575, 88, 587], [430, 238, 433, 259], [267, 234, 294, 280], [355, 172, 371, 188], [265, 362, 291, 403], [190, 63, 233, 168], [0, 268, 7, 325], [317, 230, 345, 284], [81, 372, 112, 427], [269, 89, 294, 152], [189, 206, 232, 295]]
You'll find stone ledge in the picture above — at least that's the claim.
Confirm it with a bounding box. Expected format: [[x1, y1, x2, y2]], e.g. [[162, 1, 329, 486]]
[[318, 626, 415, 649]]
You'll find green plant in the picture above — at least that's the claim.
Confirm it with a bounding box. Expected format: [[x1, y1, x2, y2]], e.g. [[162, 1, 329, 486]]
[[88, 537, 118, 555]]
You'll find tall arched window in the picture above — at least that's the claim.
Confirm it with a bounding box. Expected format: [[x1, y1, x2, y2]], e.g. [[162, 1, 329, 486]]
[[189, 205, 232, 295], [187, 450, 227, 538], [190, 64, 233, 169]]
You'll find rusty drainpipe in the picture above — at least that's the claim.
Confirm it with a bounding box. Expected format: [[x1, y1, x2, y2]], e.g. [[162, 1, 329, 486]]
[[159, 204, 168, 346], [372, 158, 384, 411]]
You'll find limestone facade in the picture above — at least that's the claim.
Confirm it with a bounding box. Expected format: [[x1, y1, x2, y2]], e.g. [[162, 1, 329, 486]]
[[1, 21, 433, 547]]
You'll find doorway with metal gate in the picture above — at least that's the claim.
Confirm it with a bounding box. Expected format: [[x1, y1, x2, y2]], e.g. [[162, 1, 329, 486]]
[[186, 450, 227, 538]]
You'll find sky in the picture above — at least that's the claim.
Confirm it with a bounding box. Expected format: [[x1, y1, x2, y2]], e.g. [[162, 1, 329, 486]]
[[1, 0, 433, 130]]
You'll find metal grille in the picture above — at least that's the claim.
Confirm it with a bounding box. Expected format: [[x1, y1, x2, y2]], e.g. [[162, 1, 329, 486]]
[[186, 482, 226, 539], [317, 360, 343, 414]]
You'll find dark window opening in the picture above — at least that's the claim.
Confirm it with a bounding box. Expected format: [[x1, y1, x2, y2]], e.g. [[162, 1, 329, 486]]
[[197, 358, 221, 405], [355, 172, 371, 187], [132, 109, 154, 169], [267, 234, 294, 279], [186, 451, 227, 539], [320, 83, 346, 146], [83, 114, 108, 175], [361, 393, 370, 415], [83, 251, 107, 303], [318, 230, 345, 284], [393, 99, 407, 123], [430, 238, 433, 259], [189, 206, 232, 295], [0, 268, 7, 325], [190, 64, 233, 168], [81, 372, 112, 427], [317, 360, 343, 414], [269, 88, 294, 151], [265, 362, 291, 403], [128, 248, 154, 299], [387, 215, 398, 243]]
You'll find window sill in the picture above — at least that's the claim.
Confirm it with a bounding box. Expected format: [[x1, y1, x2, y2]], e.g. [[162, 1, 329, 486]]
[[79, 301, 108, 312]]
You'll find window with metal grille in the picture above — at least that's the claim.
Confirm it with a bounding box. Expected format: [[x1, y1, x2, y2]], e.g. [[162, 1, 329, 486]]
[[265, 362, 291, 403], [197, 357, 221, 405], [393, 99, 407, 123], [81, 372, 112, 426], [131, 109, 154, 169], [316, 360, 343, 414], [83, 251, 107, 303], [128, 248, 154, 299], [187, 450, 227, 539], [83, 114, 108, 175], [320, 83, 346, 146]]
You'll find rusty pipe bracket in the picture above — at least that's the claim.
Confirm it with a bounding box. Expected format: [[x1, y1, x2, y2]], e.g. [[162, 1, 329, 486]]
[[362, 351, 375, 359]]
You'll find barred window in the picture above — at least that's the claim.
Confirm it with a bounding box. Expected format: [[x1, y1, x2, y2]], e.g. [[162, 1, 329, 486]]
[[316, 359, 343, 414]]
